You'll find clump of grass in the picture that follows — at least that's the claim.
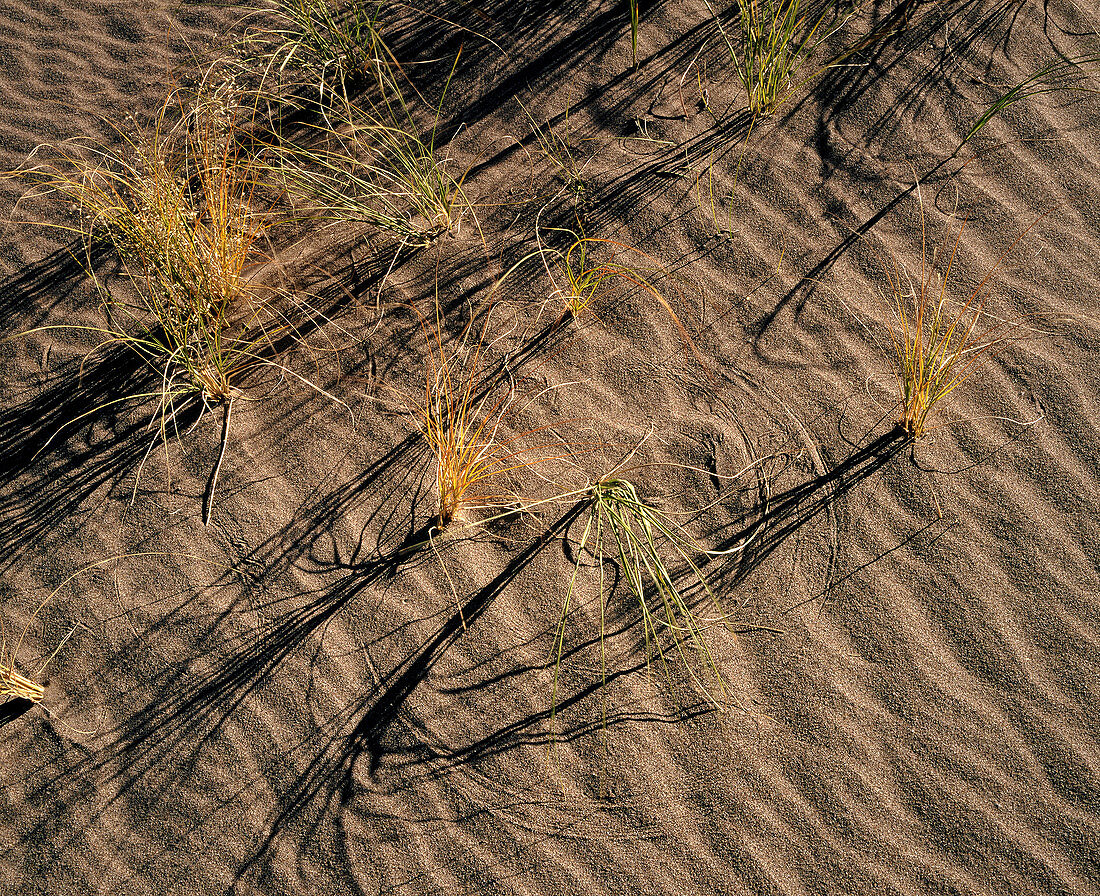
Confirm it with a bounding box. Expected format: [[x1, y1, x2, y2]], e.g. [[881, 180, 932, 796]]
[[410, 304, 563, 528], [1, 598, 73, 705], [703, 0, 857, 116], [521, 101, 593, 204], [884, 191, 1039, 439], [547, 233, 677, 322], [277, 53, 469, 247], [244, 0, 394, 108], [8, 80, 332, 522], [551, 471, 730, 732]]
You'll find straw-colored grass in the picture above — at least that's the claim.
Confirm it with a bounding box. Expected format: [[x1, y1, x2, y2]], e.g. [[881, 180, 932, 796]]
[[1, 600, 73, 705], [8, 79, 336, 522], [884, 193, 1038, 439], [410, 304, 564, 528]]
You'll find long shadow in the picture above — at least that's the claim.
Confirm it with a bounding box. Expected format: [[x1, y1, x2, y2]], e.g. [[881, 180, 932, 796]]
[[13, 508, 438, 871], [232, 501, 587, 889], [712, 426, 909, 586], [0, 341, 161, 571], [747, 157, 961, 359], [806, 0, 1032, 158], [0, 698, 34, 727]]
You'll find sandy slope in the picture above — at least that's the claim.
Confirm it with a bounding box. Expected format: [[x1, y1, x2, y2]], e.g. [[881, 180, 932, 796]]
[[2, 1, 1099, 894]]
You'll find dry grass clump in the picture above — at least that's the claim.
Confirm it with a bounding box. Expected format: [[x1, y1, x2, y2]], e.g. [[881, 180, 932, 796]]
[[1, 601, 72, 705], [8, 78, 332, 521], [883, 193, 1038, 439]]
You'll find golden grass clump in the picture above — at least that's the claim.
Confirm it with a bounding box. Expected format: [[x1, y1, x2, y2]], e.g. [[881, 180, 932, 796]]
[[410, 304, 563, 528], [7, 78, 336, 521], [885, 193, 1036, 439]]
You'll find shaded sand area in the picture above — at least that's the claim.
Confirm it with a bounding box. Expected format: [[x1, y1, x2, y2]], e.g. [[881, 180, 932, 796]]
[[1, 1, 1099, 893]]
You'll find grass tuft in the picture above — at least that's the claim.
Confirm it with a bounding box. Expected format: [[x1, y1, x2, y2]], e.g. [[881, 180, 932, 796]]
[[410, 304, 564, 528], [704, 0, 858, 116], [884, 189, 1040, 439], [7, 79, 337, 521], [551, 472, 730, 734], [275, 52, 469, 247], [243, 0, 395, 109]]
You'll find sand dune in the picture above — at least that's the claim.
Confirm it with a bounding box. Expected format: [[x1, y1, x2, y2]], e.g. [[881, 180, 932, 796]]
[[2, 1, 1099, 894]]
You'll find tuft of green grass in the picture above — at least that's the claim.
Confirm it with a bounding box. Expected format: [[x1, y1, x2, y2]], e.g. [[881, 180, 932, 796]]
[[276, 52, 470, 247], [551, 472, 730, 734], [244, 0, 395, 109], [703, 0, 858, 116], [884, 190, 1040, 439]]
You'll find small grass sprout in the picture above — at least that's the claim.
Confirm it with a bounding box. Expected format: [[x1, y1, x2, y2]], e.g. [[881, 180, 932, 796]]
[[521, 100, 594, 203], [703, 0, 857, 116], [552, 234, 670, 321], [962, 53, 1100, 147], [884, 190, 1041, 439], [628, 0, 641, 71], [551, 471, 731, 734]]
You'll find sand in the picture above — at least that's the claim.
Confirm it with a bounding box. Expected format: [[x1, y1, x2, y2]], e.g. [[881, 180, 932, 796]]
[[2, 1, 1099, 894]]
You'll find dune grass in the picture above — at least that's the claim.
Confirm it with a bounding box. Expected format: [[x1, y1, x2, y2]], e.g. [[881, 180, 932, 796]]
[[546, 233, 678, 322], [275, 48, 470, 247], [1, 597, 74, 705], [521, 100, 593, 204], [961, 53, 1100, 147], [884, 191, 1040, 439], [551, 471, 730, 734], [243, 0, 395, 109], [703, 0, 858, 116], [628, 0, 641, 70], [409, 304, 565, 528], [8, 80, 337, 522]]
